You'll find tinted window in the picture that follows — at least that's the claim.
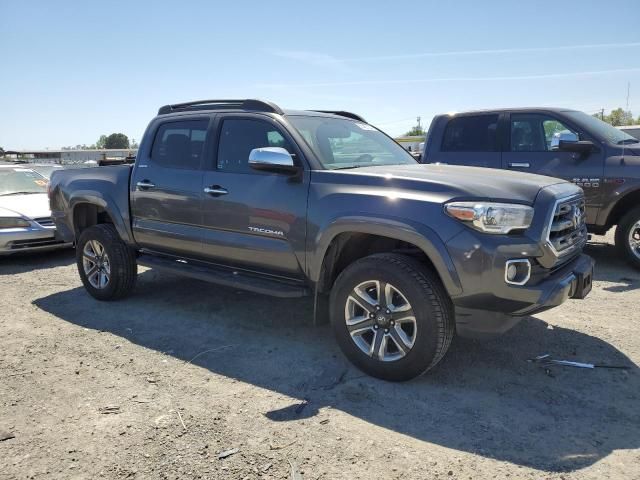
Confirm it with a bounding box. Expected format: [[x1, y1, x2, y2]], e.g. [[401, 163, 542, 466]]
[[217, 119, 293, 173], [511, 114, 578, 152], [151, 120, 209, 169], [442, 115, 499, 152]]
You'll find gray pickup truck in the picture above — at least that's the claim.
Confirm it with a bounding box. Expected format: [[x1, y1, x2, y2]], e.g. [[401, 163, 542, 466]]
[[421, 108, 640, 267], [49, 99, 593, 381]]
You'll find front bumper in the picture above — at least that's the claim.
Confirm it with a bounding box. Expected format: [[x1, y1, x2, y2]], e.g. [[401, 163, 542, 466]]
[[0, 226, 72, 255], [445, 212, 594, 337]]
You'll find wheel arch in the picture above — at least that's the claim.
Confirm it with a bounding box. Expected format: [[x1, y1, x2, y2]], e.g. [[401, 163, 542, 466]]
[[312, 216, 462, 297], [604, 188, 640, 229], [70, 195, 133, 244]]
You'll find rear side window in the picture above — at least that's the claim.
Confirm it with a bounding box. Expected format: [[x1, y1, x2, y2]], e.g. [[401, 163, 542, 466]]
[[441, 115, 499, 152], [217, 119, 293, 173], [151, 120, 209, 169]]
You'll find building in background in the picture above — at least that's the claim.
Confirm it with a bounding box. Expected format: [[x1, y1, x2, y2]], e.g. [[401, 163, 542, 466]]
[[1, 149, 137, 166]]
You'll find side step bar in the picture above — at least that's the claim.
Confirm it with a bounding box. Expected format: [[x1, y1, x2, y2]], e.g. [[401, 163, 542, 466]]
[[137, 254, 310, 298]]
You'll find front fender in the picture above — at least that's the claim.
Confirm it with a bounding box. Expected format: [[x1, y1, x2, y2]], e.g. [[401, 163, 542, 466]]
[[309, 215, 463, 296]]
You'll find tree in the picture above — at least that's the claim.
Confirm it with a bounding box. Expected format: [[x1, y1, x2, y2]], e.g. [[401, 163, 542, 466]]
[[404, 116, 425, 137], [95, 135, 107, 149], [593, 108, 638, 126], [104, 133, 130, 149], [405, 125, 425, 136]]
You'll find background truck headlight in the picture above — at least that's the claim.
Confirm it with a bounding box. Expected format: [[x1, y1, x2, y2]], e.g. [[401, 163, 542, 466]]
[[445, 202, 534, 234]]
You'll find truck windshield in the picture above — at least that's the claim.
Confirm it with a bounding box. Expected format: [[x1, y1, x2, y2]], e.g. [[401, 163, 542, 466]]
[[0, 169, 48, 196], [288, 116, 417, 169], [563, 111, 639, 145]]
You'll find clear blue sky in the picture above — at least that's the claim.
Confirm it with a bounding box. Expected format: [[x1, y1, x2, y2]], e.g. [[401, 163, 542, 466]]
[[2, 0, 640, 149]]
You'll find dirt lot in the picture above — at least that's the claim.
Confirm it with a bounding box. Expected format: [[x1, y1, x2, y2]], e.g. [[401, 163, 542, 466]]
[[1, 232, 639, 480]]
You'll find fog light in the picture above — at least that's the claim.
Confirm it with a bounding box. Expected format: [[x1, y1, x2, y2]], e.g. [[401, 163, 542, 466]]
[[505, 259, 531, 286], [506, 264, 518, 281]]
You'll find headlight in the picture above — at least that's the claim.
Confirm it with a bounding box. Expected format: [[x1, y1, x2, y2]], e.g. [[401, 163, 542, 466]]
[[445, 202, 534, 234], [0, 217, 31, 229]]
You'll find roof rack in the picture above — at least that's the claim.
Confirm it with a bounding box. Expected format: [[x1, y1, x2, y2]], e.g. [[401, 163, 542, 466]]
[[158, 99, 284, 116], [312, 110, 367, 123]]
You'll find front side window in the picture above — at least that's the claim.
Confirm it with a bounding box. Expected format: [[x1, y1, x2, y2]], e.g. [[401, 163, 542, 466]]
[[0, 168, 48, 196], [217, 119, 294, 173], [442, 115, 499, 152], [287, 116, 415, 170], [151, 120, 209, 169], [511, 114, 579, 152]]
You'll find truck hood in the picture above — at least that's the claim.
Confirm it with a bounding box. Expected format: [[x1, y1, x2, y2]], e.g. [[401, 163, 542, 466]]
[[329, 164, 567, 204], [0, 193, 51, 219]]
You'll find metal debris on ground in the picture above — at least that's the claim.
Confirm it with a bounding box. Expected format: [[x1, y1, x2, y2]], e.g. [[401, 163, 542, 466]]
[[288, 459, 303, 480], [98, 405, 121, 414], [529, 354, 630, 369], [217, 448, 239, 459], [0, 431, 15, 442]]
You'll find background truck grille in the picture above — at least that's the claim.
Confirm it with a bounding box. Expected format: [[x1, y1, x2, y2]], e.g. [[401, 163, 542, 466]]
[[547, 195, 587, 257]]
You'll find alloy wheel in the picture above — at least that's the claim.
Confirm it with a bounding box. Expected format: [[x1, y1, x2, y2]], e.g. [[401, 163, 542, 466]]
[[344, 280, 417, 362], [82, 240, 111, 289]]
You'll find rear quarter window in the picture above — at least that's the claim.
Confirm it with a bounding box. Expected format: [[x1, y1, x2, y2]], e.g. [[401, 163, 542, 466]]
[[441, 115, 499, 152]]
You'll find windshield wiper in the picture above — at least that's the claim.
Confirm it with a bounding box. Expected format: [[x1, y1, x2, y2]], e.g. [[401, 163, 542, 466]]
[[0, 191, 44, 196], [331, 165, 367, 170], [617, 138, 639, 145]]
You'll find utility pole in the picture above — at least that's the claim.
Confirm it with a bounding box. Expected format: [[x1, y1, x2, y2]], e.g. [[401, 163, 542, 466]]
[[601, 108, 605, 120], [416, 116, 422, 133]]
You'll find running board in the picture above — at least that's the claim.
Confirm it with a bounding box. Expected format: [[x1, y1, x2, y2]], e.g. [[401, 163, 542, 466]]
[[137, 254, 310, 298]]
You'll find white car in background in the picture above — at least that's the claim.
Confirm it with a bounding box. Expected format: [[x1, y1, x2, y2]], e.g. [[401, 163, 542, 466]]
[[0, 165, 72, 255]]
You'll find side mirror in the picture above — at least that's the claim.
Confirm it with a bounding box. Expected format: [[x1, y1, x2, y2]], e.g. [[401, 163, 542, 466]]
[[558, 140, 595, 155], [248, 147, 299, 174]]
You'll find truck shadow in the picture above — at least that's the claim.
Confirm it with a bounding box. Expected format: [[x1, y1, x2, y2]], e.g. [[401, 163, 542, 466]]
[[34, 269, 638, 473], [0, 248, 74, 276], [585, 241, 640, 292]]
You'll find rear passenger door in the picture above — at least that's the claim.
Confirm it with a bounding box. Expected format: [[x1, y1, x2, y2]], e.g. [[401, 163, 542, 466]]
[[200, 114, 309, 279], [130, 118, 210, 257], [433, 114, 502, 168]]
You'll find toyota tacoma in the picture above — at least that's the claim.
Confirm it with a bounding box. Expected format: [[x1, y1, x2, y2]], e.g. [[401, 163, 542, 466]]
[[49, 99, 593, 381]]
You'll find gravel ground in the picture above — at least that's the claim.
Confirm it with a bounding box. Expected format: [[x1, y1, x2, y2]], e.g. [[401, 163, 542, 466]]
[[1, 232, 639, 480]]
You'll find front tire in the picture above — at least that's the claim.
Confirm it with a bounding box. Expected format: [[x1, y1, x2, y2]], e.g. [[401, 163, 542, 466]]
[[329, 253, 454, 381], [76, 224, 137, 300], [615, 207, 640, 269]]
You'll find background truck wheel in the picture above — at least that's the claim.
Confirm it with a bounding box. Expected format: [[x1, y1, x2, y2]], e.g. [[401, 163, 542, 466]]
[[76, 224, 137, 300], [615, 207, 640, 269], [329, 253, 454, 381]]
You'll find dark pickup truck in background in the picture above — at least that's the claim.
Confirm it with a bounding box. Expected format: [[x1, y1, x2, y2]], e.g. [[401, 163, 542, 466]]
[[49, 99, 593, 381], [421, 108, 640, 267]]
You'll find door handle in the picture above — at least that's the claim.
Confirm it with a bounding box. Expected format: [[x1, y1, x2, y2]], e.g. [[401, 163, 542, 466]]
[[508, 162, 530, 168], [136, 180, 156, 189], [204, 185, 228, 196]]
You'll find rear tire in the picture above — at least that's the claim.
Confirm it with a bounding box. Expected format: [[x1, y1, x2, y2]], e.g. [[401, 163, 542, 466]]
[[615, 207, 640, 269], [329, 253, 454, 381], [76, 224, 137, 300]]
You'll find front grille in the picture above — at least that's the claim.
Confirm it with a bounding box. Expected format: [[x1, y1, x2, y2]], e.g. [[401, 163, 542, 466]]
[[33, 217, 54, 227], [547, 195, 588, 257]]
